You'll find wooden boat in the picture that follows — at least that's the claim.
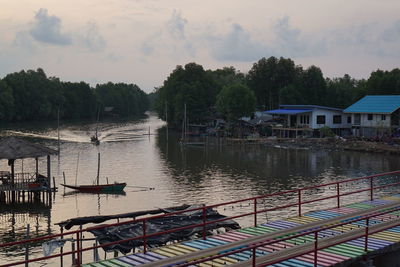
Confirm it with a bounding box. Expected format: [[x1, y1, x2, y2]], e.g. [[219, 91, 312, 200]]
[[61, 182, 126, 193], [90, 135, 100, 145], [61, 153, 126, 193], [91, 107, 100, 145]]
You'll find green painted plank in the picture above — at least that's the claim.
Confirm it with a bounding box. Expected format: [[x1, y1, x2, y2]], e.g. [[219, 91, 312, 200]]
[[257, 225, 280, 232], [237, 228, 264, 235], [108, 259, 132, 267], [322, 247, 364, 258], [322, 243, 366, 257]]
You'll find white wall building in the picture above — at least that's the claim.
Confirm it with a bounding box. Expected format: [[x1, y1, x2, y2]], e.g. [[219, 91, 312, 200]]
[[343, 95, 400, 138], [265, 105, 352, 137]]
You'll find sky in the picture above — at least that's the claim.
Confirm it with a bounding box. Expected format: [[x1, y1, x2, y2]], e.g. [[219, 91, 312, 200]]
[[1, 0, 400, 93]]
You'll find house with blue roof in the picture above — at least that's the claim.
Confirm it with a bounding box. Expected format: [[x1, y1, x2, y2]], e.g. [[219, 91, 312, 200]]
[[265, 105, 352, 137], [343, 95, 400, 138]]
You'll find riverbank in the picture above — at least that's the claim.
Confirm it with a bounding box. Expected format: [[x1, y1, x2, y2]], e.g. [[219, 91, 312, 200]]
[[227, 137, 400, 154]]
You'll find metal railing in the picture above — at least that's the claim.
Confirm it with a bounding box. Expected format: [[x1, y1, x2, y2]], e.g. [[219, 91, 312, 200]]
[[0, 170, 400, 266], [175, 205, 400, 267]]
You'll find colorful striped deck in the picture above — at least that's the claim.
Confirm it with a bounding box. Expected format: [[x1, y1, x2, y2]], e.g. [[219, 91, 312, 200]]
[[83, 194, 400, 267]]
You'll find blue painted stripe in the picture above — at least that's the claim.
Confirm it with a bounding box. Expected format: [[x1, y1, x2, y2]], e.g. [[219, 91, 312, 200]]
[[118, 256, 143, 265], [182, 241, 210, 250], [307, 210, 341, 217], [127, 254, 152, 263]]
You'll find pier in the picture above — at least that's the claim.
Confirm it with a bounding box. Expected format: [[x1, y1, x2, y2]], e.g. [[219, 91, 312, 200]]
[[1, 171, 400, 266], [0, 137, 58, 205]]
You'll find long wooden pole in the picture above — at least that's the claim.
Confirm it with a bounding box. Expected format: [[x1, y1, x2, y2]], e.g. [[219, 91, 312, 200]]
[[97, 153, 100, 186], [75, 153, 80, 186], [57, 107, 60, 155]]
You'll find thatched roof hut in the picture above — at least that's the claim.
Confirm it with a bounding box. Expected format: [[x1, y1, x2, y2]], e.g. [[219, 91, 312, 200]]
[[0, 137, 57, 160], [0, 137, 58, 186]]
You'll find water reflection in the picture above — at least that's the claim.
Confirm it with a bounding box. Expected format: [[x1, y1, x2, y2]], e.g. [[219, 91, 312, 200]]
[[0, 113, 399, 265], [156, 126, 399, 202]]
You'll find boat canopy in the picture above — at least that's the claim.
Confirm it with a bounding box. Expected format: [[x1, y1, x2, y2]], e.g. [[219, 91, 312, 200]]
[[57, 205, 240, 253]]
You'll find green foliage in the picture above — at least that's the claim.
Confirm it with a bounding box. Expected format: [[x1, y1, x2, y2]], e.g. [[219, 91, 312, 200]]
[[147, 90, 159, 111], [319, 126, 335, 137], [247, 57, 297, 109], [216, 84, 256, 121], [155, 63, 217, 125], [366, 68, 400, 95], [0, 68, 148, 122], [96, 82, 148, 117], [0, 80, 14, 120]]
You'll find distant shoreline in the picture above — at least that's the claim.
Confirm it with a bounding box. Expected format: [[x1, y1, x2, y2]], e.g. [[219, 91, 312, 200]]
[[224, 137, 400, 155]]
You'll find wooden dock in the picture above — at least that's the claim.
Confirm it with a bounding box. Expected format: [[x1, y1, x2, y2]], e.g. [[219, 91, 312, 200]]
[[2, 171, 400, 267], [80, 194, 400, 266]]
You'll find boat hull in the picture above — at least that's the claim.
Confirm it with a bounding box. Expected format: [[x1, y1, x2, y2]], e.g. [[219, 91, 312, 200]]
[[61, 183, 126, 193]]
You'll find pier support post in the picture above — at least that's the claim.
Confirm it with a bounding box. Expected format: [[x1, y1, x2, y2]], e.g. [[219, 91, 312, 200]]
[[35, 158, 38, 179], [298, 189, 302, 217], [47, 155, 51, 190], [25, 224, 30, 267]]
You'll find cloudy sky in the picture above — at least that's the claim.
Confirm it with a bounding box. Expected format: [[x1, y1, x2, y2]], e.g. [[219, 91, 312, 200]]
[[1, 0, 400, 92]]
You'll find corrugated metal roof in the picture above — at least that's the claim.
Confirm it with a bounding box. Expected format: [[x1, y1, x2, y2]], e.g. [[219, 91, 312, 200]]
[[280, 105, 343, 112], [0, 137, 58, 160], [264, 109, 312, 115], [343, 95, 400, 114]]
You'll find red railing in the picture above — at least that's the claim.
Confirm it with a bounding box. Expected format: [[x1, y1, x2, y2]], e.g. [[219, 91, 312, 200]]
[[175, 205, 400, 267], [1, 170, 400, 266]]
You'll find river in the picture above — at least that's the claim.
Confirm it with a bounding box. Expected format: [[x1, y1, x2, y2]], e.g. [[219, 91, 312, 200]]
[[0, 112, 399, 265]]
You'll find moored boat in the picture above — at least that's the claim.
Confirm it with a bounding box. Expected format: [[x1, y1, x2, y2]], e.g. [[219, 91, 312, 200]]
[[61, 182, 126, 193]]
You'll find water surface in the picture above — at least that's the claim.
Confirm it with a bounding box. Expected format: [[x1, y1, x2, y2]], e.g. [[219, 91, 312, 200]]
[[0, 113, 399, 265]]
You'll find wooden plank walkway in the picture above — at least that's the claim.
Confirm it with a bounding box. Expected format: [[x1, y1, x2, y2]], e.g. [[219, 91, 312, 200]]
[[82, 194, 400, 267]]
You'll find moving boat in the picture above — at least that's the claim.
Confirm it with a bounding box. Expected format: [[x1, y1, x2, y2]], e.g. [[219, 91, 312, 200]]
[[91, 107, 100, 145]]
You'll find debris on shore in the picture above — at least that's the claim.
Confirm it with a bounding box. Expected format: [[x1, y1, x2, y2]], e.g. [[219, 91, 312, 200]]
[[227, 137, 400, 154]]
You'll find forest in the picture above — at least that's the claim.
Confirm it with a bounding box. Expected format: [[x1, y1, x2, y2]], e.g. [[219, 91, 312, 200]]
[[155, 57, 400, 126], [1, 56, 399, 124], [0, 68, 149, 121]]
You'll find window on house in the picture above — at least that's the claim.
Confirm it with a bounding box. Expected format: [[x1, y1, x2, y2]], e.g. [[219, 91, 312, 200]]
[[333, 115, 342, 124], [381, 115, 386, 120], [306, 115, 310, 124], [347, 116, 351, 123], [368, 114, 373, 120], [316, 115, 325, 124], [300, 116, 304, 124], [354, 114, 361, 125]]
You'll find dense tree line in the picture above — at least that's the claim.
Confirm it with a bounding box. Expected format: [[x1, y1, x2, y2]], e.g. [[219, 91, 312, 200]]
[[155, 57, 400, 124], [0, 68, 148, 121]]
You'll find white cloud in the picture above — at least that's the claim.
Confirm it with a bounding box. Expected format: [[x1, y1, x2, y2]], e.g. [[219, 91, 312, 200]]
[[167, 10, 187, 40], [80, 21, 106, 52], [140, 10, 195, 58], [29, 8, 72, 45], [208, 23, 269, 62]]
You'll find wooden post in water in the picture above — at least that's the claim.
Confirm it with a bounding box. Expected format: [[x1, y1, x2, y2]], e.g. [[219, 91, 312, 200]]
[[10, 159, 15, 202], [165, 101, 168, 141], [47, 155, 51, 190], [97, 153, 100, 186], [75, 153, 80, 186], [71, 242, 76, 265], [35, 158, 39, 179], [93, 242, 99, 262], [60, 226, 64, 267], [24, 224, 30, 267], [57, 107, 60, 156]]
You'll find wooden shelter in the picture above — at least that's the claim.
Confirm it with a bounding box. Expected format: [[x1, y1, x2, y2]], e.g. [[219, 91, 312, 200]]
[[0, 137, 58, 196]]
